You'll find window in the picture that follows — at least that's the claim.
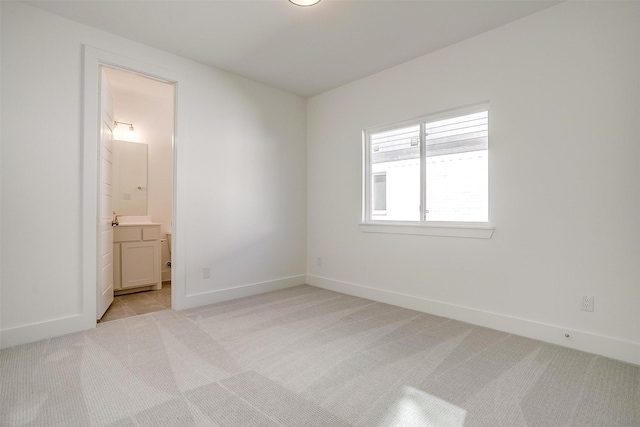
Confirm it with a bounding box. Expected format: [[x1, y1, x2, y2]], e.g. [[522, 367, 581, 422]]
[[363, 104, 489, 229]]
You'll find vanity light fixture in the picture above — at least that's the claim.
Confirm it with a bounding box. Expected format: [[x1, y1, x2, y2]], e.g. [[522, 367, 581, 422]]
[[289, 0, 321, 6], [114, 120, 134, 132], [113, 120, 139, 143]]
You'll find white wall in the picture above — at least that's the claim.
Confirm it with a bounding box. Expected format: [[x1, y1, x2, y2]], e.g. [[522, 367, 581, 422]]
[[0, 2, 307, 346], [111, 89, 175, 277], [307, 2, 640, 364], [2, 1, 638, 365]]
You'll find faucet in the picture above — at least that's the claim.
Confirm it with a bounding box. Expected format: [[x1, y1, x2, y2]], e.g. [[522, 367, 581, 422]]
[[112, 212, 120, 226]]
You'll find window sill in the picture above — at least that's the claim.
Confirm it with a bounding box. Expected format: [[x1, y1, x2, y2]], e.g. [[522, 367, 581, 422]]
[[359, 222, 494, 239]]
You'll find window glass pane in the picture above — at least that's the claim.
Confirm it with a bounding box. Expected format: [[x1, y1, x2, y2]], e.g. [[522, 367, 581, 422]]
[[425, 111, 488, 222], [370, 125, 421, 221], [373, 173, 387, 211]]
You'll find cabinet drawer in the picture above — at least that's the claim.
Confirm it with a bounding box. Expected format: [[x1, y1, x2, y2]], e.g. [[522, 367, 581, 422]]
[[114, 226, 141, 242], [142, 227, 160, 241]]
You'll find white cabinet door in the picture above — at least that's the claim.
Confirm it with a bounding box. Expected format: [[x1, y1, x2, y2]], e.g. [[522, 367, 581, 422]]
[[113, 243, 122, 290], [120, 241, 161, 289]]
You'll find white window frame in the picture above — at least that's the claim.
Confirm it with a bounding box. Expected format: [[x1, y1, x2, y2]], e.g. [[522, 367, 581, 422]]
[[361, 103, 494, 239]]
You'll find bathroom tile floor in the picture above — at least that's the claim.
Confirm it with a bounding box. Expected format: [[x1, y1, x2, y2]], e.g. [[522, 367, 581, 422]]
[[99, 282, 171, 322]]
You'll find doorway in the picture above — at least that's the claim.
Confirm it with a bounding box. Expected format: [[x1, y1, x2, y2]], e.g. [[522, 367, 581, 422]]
[[82, 46, 184, 330], [97, 66, 176, 322]]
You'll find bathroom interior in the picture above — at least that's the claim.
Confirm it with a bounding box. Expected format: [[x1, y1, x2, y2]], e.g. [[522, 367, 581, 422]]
[[101, 67, 175, 322]]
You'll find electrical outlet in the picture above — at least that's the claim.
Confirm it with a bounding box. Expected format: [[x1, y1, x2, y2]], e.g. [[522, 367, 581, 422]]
[[316, 257, 322, 267], [580, 294, 594, 312], [202, 267, 211, 279]]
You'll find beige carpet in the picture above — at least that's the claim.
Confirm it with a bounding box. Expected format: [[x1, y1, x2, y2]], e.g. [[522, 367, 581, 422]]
[[1, 285, 639, 426]]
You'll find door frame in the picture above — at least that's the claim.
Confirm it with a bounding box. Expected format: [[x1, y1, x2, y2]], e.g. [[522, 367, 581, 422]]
[[82, 46, 184, 327]]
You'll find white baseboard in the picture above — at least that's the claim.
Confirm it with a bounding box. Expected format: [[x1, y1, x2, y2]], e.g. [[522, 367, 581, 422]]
[[0, 313, 95, 350], [5, 274, 636, 365], [306, 274, 640, 366], [1, 275, 306, 349], [179, 275, 307, 311]]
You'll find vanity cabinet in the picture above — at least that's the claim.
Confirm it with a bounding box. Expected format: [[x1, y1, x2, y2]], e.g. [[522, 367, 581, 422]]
[[113, 224, 161, 294]]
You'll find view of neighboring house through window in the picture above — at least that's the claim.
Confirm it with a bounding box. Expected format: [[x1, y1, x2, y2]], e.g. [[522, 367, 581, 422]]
[[373, 173, 387, 214], [365, 105, 488, 224]]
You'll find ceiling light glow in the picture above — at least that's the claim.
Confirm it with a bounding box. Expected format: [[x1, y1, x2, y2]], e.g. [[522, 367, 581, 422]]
[[289, 0, 321, 6]]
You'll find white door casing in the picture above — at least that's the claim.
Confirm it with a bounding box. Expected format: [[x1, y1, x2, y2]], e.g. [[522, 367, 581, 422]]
[[83, 46, 182, 335], [97, 69, 115, 319]]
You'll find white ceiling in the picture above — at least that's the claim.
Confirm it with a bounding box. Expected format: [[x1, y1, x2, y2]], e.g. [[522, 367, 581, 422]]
[[26, 0, 560, 97]]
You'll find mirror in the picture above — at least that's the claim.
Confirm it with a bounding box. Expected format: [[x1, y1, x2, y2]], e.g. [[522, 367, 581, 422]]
[[112, 139, 148, 215]]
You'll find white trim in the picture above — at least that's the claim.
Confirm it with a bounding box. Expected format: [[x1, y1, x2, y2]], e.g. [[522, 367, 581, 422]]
[[306, 275, 640, 366], [83, 46, 186, 324], [82, 46, 101, 329], [359, 222, 494, 239], [179, 275, 307, 310], [363, 102, 490, 226], [362, 130, 371, 221], [0, 314, 85, 349], [419, 121, 426, 221]]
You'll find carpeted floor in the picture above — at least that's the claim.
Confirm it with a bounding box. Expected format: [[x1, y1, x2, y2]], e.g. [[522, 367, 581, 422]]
[[1, 285, 638, 426]]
